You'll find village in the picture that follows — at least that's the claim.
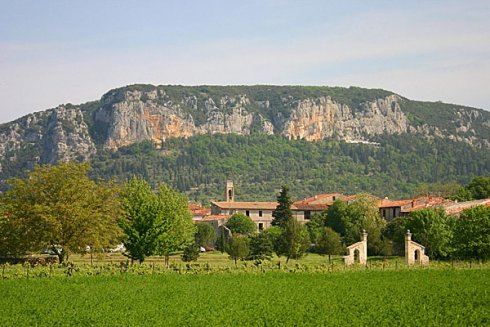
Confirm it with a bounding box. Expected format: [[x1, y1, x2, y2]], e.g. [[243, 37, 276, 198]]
[[191, 178, 490, 230], [188, 179, 490, 265]]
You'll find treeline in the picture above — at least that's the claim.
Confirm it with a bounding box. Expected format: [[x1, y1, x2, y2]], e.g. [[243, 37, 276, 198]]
[[193, 189, 490, 264], [88, 134, 490, 204], [0, 163, 196, 264]]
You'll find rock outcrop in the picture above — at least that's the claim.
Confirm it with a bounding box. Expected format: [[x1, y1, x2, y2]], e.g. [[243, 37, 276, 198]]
[[0, 84, 489, 167], [283, 95, 408, 141]]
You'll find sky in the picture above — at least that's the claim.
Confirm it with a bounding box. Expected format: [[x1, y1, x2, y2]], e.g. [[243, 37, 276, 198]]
[[1, 0, 489, 124]]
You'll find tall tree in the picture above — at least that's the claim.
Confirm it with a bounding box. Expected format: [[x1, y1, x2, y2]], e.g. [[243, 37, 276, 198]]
[[249, 232, 274, 261], [155, 184, 196, 265], [272, 186, 293, 228], [325, 194, 385, 255], [279, 218, 310, 263], [316, 227, 343, 263], [453, 206, 490, 261], [119, 177, 164, 263], [466, 176, 490, 200], [0, 162, 120, 263], [225, 235, 250, 266], [401, 208, 453, 259], [195, 222, 216, 248], [119, 177, 195, 264]]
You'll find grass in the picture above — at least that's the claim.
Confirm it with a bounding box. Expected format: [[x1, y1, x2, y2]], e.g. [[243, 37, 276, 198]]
[[0, 269, 488, 326]]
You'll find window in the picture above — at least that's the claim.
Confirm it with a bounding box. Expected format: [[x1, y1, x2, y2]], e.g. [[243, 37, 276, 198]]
[[259, 210, 263, 217], [304, 210, 311, 220], [332, 196, 336, 201], [258, 223, 264, 231], [382, 209, 386, 218], [246, 210, 250, 217]]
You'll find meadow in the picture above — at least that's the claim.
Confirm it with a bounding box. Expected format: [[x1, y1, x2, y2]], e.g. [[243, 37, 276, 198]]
[[0, 253, 489, 326]]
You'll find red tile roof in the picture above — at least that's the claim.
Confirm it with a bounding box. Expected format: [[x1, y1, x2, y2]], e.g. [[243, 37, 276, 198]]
[[201, 214, 231, 221], [211, 201, 279, 210], [378, 199, 413, 208]]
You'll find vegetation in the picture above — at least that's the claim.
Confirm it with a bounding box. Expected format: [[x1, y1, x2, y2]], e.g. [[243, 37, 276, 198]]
[[225, 235, 250, 266], [271, 186, 293, 228], [0, 163, 119, 263], [319, 194, 387, 255], [225, 213, 257, 235], [452, 175, 490, 201], [118, 177, 195, 264], [278, 218, 311, 263], [83, 134, 490, 205], [195, 222, 216, 248], [453, 205, 490, 260], [0, 269, 488, 326], [316, 227, 343, 262]]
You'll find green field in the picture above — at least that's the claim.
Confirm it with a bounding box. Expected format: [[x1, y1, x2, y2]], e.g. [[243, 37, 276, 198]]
[[1, 268, 489, 326]]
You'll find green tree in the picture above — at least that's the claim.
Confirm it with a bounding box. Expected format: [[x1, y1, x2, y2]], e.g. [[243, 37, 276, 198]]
[[305, 213, 325, 247], [0, 162, 120, 263], [195, 222, 216, 248], [453, 206, 490, 260], [181, 243, 200, 262], [279, 218, 310, 263], [119, 177, 195, 264], [466, 176, 490, 199], [316, 227, 343, 263], [155, 184, 196, 265], [119, 177, 165, 263], [249, 232, 274, 261], [225, 235, 250, 266], [383, 217, 407, 256], [272, 186, 293, 228], [451, 188, 474, 202], [226, 213, 256, 235], [401, 208, 453, 259], [324, 194, 385, 255], [324, 200, 350, 236], [265, 225, 286, 259]]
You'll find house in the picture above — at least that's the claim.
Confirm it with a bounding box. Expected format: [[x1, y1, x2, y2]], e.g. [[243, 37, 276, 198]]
[[378, 199, 413, 220], [210, 179, 344, 230], [292, 193, 344, 220], [210, 201, 278, 231], [188, 203, 211, 222]]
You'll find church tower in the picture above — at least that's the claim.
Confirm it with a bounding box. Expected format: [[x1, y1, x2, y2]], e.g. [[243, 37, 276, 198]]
[[225, 178, 235, 202]]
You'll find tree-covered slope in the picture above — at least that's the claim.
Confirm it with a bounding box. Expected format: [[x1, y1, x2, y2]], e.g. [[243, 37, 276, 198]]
[[89, 134, 490, 204]]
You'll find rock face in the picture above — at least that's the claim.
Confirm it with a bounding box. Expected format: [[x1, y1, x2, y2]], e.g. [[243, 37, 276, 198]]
[[0, 106, 96, 170], [283, 95, 408, 141], [96, 90, 274, 150], [0, 84, 489, 168], [41, 106, 97, 164]]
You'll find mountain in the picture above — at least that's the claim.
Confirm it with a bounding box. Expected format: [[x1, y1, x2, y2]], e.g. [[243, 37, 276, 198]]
[[1, 84, 489, 201]]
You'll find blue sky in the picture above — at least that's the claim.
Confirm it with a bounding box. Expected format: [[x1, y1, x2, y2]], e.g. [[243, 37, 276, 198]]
[[1, 0, 489, 123]]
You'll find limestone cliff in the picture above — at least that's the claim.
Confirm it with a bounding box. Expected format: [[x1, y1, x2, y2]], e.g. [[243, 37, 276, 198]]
[[0, 106, 96, 171], [96, 89, 274, 150], [0, 84, 489, 171], [283, 95, 408, 141]]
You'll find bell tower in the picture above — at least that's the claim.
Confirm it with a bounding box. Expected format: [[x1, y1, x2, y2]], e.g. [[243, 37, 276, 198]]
[[225, 178, 235, 202]]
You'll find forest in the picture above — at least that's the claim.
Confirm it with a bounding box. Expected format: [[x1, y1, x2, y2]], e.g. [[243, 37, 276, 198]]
[[88, 133, 490, 204]]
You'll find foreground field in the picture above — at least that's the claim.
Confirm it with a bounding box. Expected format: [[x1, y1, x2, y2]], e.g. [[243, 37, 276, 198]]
[[1, 269, 488, 326]]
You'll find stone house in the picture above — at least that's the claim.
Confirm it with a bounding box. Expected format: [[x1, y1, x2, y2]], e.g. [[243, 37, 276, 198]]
[[210, 180, 343, 230]]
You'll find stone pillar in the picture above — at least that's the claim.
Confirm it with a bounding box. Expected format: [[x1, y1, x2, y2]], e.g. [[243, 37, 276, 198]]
[[362, 229, 368, 264], [405, 229, 412, 265]]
